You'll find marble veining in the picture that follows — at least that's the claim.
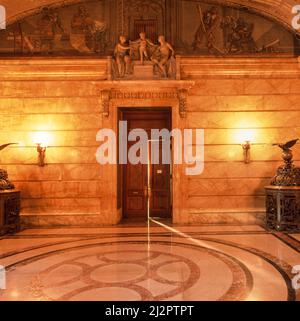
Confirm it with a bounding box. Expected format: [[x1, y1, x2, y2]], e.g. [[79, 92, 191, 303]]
[[0, 223, 299, 301]]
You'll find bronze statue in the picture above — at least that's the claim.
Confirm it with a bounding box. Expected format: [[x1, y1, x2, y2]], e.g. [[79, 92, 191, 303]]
[[0, 144, 17, 191], [130, 32, 156, 64], [114, 35, 132, 78], [151, 35, 176, 78], [273, 139, 299, 152], [271, 139, 300, 186], [112, 33, 176, 79]]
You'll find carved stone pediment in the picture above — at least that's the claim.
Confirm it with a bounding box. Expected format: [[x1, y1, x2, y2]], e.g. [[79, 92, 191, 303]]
[[98, 80, 194, 118]]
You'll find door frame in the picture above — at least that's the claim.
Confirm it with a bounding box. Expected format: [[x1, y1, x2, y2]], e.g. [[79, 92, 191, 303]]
[[99, 87, 190, 225], [118, 107, 172, 221]]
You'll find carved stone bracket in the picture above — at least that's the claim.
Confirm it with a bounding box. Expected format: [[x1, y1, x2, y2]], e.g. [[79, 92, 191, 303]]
[[99, 80, 194, 118], [177, 88, 188, 118], [101, 89, 111, 117]]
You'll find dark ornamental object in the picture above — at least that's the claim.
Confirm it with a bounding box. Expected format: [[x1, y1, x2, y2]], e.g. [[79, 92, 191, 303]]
[[0, 143, 20, 235], [265, 139, 300, 231], [0, 169, 15, 190], [0, 144, 17, 190], [271, 139, 300, 186], [0, 190, 21, 235]]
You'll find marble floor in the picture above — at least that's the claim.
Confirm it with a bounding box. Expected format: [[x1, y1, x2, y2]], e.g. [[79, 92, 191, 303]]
[[0, 220, 300, 301]]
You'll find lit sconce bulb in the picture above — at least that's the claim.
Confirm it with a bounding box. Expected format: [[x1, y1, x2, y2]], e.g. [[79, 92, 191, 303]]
[[36, 144, 46, 167], [242, 141, 251, 164], [236, 129, 255, 164], [32, 132, 51, 167]]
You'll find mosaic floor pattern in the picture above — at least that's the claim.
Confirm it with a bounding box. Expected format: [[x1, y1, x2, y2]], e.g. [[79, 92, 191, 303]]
[[0, 222, 300, 301]]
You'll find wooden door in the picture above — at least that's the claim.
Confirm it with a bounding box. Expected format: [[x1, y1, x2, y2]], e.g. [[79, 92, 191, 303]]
[[121, 109, 171, 220]]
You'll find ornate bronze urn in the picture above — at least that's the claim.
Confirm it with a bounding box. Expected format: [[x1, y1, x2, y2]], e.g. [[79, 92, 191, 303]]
[[0, 144, 16, 191], [265, 139, 300, 231], [271, 139, 300, 186], [0, 143, 20, 236], [0, 169, 15, 190]]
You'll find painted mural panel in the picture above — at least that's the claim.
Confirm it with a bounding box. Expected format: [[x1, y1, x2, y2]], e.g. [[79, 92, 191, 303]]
[[0, 0, 296, 56], [180, 1, 295, 55], [0, 0, 108, 55]]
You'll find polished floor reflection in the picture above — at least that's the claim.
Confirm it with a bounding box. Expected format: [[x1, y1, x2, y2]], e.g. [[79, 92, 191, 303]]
[[0, 221, 300, 301]]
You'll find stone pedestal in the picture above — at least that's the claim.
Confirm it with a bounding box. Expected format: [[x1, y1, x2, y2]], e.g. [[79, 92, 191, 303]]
[[0, 190, 21, 235], [265, 186, 300, 231], [133, 61, 154, 79]]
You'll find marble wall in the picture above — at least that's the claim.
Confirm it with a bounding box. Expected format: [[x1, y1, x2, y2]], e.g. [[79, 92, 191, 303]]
[[0, 60, 106, 226], [184, 57, 300, 223], [0, 57, 299, 226]]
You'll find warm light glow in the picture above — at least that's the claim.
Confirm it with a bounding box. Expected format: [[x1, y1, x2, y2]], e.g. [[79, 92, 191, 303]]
[[10, 291, 20, 298], [235, 129, 256, 144], [32, 132, 52, 147], [17, 141, 25, 147]]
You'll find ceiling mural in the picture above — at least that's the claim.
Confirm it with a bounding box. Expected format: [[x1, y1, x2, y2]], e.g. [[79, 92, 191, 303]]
[[0, 0, 298, 56]]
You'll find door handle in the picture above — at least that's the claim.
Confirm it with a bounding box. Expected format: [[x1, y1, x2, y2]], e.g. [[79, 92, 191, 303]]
[[144, 186, 152, 198], [149, 187, 152, 198]]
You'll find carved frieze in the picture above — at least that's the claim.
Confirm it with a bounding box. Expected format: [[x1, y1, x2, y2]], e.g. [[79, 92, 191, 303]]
[[99, 80, 194, 118]]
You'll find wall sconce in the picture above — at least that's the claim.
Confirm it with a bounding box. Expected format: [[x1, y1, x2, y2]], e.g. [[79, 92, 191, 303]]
[[36, 144, 47, 167], [242, 141, 251, 164], [33, 132, 51, 167], [236, 129, 255, 164]]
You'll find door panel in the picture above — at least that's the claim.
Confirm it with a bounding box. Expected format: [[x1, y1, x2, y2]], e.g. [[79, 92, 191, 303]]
[[125, 142, 148, 218], [121, 110, 171, 220]]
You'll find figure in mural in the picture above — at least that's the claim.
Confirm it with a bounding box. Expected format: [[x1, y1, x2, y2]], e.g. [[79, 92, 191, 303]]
[[70, 5, 92, 53], [91, 20, 107, 53], [221, 16, 257, 53], [151, 35, 176, 78], [130, 32, 156, 64], [220, 15, 236, 52], [33, 7, 64, 53], [235, 18, 256, 53], [52, 11, 64, 35], [193, 5, 223, 54], [113, 35, 132, 78], [70, 5, 107, 54]]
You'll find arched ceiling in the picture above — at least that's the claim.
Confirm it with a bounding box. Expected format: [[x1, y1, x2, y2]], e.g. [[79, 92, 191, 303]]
[[1, 0, 299, 34]]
